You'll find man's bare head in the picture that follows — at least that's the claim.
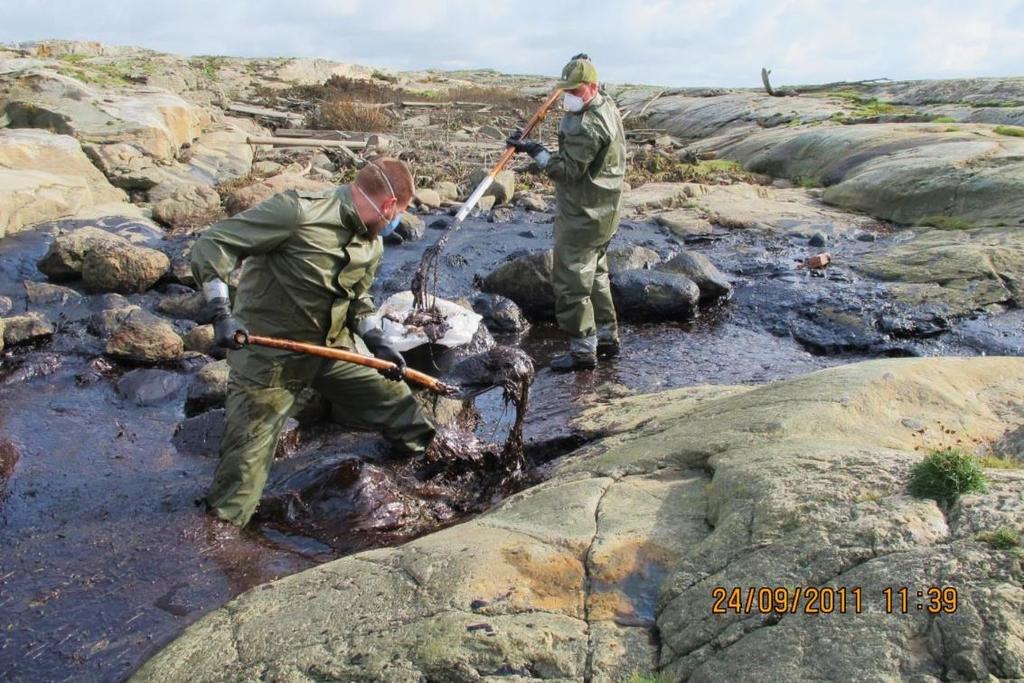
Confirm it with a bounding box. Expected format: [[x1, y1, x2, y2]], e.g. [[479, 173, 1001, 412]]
[[352, 157, 415, 236]]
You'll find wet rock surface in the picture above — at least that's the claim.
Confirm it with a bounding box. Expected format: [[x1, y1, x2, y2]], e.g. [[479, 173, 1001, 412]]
[[471, 292, 530, 334], [37, 225, 130, 280], [659, 250, 733, 301], [1, 176, 1022, 683], [612, 270, 701, 321], [0, 199, 870, 682], [105, 309, 184, 363], [116, 368, 188, 406], [81, 242, 170, 294], [184, 359, 229, 416], [1, 312, 55, 346], [134, 358, 1024, 683], [481, 249, 555, 319]]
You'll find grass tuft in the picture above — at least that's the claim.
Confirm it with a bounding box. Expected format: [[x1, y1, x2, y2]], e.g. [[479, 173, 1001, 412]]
[[908, 448, 987, 506], [977, 526, 1021, 550], [979, 455, 1022, 469], [916, 215, 974, 231], [311, 99, 391, 132], [994, 125, 1024, 137], [626, 150, 755, 186]]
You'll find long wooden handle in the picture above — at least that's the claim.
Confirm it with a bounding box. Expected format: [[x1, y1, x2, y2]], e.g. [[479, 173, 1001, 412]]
[[241, 333, 457, 395], [453, 88, 563, 223]]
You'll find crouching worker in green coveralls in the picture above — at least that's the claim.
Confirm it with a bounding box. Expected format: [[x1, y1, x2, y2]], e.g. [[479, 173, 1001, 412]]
[[508, 54, 627, 372], [191, 158, 436, 528]]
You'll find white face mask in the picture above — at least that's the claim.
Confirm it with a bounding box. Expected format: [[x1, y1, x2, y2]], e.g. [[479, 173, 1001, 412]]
[[562, 92, 585, 112]]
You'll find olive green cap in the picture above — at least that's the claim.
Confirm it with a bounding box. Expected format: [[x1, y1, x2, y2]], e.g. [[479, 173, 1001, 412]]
[[556, 57, 598, 90]]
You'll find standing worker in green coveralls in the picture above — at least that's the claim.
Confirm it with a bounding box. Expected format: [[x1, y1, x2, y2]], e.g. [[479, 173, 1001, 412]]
[[190, 158, 436, 528], [507, 54, 627, 372]]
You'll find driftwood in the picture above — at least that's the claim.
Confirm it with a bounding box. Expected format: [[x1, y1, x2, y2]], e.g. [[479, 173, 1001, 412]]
[[401, 101, 491, 109], [761, 68, 778, 96], [271, 129, 354, 140], [227, 102, 304, 124], [761, 69, 892, 97], [247, 136, 368, 149]]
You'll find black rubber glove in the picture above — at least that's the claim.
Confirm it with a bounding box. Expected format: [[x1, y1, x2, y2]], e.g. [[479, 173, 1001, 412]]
[[209, 297, 248, 350], [505, 133, 548, 158], [362, 328, 406, 382]]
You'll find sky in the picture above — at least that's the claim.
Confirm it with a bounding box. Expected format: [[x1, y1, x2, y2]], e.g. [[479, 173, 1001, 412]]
[[3, 0, 1024, 87]]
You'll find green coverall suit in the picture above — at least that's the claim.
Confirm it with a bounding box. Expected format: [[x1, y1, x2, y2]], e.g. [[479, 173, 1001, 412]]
[[190, 186, 435, 526], [543, 91, 627, 354]]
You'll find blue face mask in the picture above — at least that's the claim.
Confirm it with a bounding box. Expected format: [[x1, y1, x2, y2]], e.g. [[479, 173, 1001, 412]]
[[380, 215, 401, 237]]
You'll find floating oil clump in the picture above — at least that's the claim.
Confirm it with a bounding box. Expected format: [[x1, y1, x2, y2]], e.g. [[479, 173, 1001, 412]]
[[255, 346, 535, 551], [399, 306, 450, 343]]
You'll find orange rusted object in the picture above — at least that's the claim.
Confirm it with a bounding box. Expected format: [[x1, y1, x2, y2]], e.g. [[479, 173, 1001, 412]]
[[804, 253, 832, 269]]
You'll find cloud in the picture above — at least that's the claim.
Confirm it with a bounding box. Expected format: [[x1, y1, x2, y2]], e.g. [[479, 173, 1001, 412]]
[[1, 0, 1022, 86]]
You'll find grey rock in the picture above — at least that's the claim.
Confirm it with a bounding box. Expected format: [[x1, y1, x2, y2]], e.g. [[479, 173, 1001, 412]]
[[38, 227, 129, 281], [396, 212, 425, 242], [157, 291, 208, 322], [89, 304, 140, 338], [82, 243, 170, 294], [809, 231, 828, 247], [488, 207, 515, 224], [24, 281, 82, 306], [658, 251, 733, 301], [611, 270, 700, 321], [104, 309, 183, 363], [722, 123, 1024, 227], [481, 250, 555, 319], [1, 313, 54, 346], [185, 359, 229, 416], [515, 192, 549, 212], [310, 153, 335, 173], [115, 369, 187, 406], [168, 255, 197, 287], [471, 293, 530, 334], [994, 424, 1024, 461], [469, 168, 515, 205], [414, 189, 442, 209], [150, 181, 221, 227], [253, 160, 283, 175], [477, 195, 496, 212], [183, 324, 223, 358], [608, 245, 662, 273], [434, 181, 460, 202]]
